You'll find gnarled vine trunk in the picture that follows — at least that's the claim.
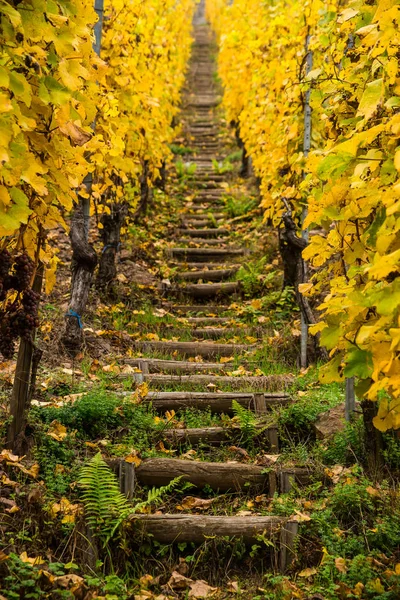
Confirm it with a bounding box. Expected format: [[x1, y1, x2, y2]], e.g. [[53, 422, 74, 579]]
[[96, 202, 128, 292], [279, 209, 328, 362], [62, 202, 97, 357]]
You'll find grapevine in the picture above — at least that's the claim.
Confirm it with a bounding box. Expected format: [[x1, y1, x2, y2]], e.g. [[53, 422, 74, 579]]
[[208, 0, 400, 431]]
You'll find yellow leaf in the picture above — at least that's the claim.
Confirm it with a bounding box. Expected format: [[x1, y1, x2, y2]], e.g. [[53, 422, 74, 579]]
[[47, 420, 68, 441], [298, 567, 317, 577]]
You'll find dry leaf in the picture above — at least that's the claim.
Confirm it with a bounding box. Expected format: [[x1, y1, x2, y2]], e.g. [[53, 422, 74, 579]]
[[335, 557, 347, 573], [180, 496, 214, 510], [188, 580, 218, 598], [47, 420, 68, 441], [125, 452, 142, 467], [19, 551, 45, 566], [298, 567, 317, 577], [59, 121, 92, 146], [291, 510, 311, 522], [167, 570, 192, 590]]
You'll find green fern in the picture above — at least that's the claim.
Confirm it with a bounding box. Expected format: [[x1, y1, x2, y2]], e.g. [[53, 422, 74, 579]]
[[78, 453, 131, 546], [78, 453, 183, 547], [232, 400, 257, 441], [132, 477, 184, 513]]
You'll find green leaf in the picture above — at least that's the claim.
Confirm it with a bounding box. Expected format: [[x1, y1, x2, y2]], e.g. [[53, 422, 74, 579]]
[[344, 348, 373, 379], [357, 78, 384, 121]]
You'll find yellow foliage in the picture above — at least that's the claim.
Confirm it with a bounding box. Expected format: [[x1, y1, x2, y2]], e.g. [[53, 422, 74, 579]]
[[208, 0, 400, 430]]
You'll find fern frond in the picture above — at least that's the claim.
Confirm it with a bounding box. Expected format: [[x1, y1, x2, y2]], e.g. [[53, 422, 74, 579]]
[[133, 476, 183, 513], [232, 400, 257, 440], [78, 452, 130, 545]]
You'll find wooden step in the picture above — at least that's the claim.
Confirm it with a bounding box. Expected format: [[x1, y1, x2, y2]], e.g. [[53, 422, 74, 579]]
[[142, 373, 292, 391], [181, 220, 224, 228], [183, 326, 250, 338], [132, 340, 255, 358], [177, 228, 229, 237], [170, 248, 245, 261], [135, 458, 310, 492], [163, 424, 279, 450], [132, 514, 297, 555], [175, 268, 238, 282], [176, 238, 231, 246], [145, 391, 290, 412], [123, 358, 235, 372], [160, 303, 231, 314], [168, 281, 241, 299]]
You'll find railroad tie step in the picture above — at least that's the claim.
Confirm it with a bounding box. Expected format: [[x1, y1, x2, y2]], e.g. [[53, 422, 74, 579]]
[[174, 267, 239, 282], [123, 357, 236, 372], [113, 457, 311, 493], [138, 373, 293, 391], [132, 340, 256, 358], [176, 228, 229, 237], [170, 248, 245, 261], [166, 281, 241, 298], [131, 514, 298, 571], [162, 424, 279, 451], [176, 238, 232, 246], [144, 391, 291, 412], [160, 303, 232, 314]]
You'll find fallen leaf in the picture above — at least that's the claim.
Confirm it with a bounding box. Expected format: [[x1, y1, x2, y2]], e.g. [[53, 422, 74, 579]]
[[180, 496, 214, 510], [298, 567, 317, 577], [47, 420, 68, 441], [19, 551, 45, 566], [168, 570, 193, 590], [0, 449, 20, 462], [291, 510, 311, 522], [188, 580, 218, 598], [335, 557, 347, 573]]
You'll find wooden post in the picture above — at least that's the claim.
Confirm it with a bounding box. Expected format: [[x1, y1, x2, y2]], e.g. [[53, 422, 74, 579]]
[[345, 377, 356, 421], [118, 460, 136, 499], [7, 266, 44, 452], [253, 392, 267, 414], [279, 521, 299, 572]]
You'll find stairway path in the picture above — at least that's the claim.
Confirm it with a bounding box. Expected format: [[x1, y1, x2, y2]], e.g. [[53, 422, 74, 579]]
[[118, 17, 308, 573]]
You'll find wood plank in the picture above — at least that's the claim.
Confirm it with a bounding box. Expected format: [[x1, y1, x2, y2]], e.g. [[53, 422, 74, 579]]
[[142, 373, 292, 391], [145, 391, 290, 413], [132, 340, 255, 358], [123, 358, 234, 372], [177, 228, 229, 237], [170, 248, 244, 259], [175, 266, 236, 283], [163, 425, 279, 448], [136, 458, 268, 490], [171, 282, 241, 298], [133, 514, 288, 544]]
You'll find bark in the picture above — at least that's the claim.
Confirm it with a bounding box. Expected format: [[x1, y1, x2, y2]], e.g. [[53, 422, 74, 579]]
[[279, 207, 329, 362], [133, 160, 152, 223], [7, 267, 43, 453], [145, 391, 290, 413], [361, 399, 384, 476], [96, 202, 128, 292], [62, 202, 98, 357], [235, 124, 250, 178], [155, 160, 167, 191]]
